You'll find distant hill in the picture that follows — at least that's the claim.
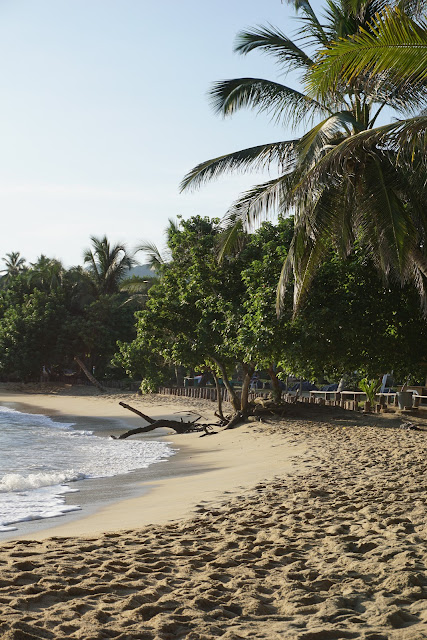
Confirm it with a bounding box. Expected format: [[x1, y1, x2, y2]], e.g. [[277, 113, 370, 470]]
[[124, 264, 157, 279]]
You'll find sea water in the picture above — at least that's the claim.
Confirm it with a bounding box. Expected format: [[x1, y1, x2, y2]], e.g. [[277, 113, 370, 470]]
[[0, 406, 175, 532]]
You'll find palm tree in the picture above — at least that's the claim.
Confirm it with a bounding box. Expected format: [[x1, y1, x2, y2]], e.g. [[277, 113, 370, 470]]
[[27, 255, 64, 291], [309, 6, 427, 91], [135, 218, 180, 273], [1, 251, 26, 283], [181, 0, 427, 313], [83, 235, 136, 295], [304, 6, 427, 155]]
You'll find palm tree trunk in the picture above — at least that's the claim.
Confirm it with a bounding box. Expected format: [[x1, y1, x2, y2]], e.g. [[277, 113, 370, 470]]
[[74, 357, 106, 393]]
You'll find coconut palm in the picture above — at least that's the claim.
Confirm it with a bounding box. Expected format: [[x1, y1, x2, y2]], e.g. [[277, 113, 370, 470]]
[[181, 0, 427, 313], [135, 218, 180, 273], [28, 255, 65, 291], [1, 251, 26, 282], [83, 236, 136, 295]]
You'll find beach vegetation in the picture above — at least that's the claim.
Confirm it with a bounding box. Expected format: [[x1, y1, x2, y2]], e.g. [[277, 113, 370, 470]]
[[83, 235, 137, 296], [0, 239, 150, 383], [114, 212, 427, 422], [180, 0, 427, 315], [359, 377, 382, 406], [114, 215, 294, 418], [114, 214, 427, 423]]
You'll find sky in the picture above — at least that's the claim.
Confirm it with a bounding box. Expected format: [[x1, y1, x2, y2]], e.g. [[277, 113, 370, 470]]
[[0, 0, 324, 268]]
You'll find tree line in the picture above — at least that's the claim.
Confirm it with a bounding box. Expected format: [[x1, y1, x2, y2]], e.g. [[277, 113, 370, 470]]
[[114, 215, 427, 414], [0, 237, 152, 382]]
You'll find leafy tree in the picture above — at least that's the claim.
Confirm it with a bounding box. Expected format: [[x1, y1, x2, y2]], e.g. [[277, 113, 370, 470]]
[[0, 289, 69, 380], [0, 244, 141, 382], [281, 249, 427, 382], [116, 217, 262, 414], [238, 217, 294, 399], [181, 0, 427, 312], [116, 216, 427, 409]]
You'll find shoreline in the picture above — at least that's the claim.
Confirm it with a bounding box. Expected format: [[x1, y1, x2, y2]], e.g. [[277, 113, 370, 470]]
[[0, 386, 425, 638], [0, 387, 306, 541]]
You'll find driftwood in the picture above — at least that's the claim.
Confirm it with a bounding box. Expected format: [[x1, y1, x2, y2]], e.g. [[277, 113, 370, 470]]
[[118, 402, 157, 424], [115, 402, 218, 439]]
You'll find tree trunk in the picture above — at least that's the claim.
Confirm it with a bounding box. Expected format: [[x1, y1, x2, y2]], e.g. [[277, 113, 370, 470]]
[[74, 357, 106, 393], [210, 356, 240, 413], [268, 364, 282, 403], [212, 371, 225, 421], [175, 366, 184, 387], [241, 363, 255, 414], [224, 411, 246, 430]]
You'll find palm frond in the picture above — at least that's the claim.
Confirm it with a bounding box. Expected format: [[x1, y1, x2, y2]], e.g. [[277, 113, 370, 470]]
[[180, 140, 298, 191], [136, 241, 166, 269], [362, 153, 413, 272], [234, 24, 316, 69], [217, 219, 245, 263], [290, 116, 427, 195], [409, 247, 427, 312], [297, 111, 362, 163], [282, 0, 328, 44], [223, 172, 301, 230], [308, 7, 427, 97], [276, 222, 330, 315], [209, 77, 328, 127]]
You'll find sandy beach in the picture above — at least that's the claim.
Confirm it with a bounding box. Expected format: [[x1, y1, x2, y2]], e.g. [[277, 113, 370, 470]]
[[0, 385, 425, 639]]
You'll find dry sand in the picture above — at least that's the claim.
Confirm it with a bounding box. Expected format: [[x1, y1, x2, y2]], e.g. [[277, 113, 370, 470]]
[[0, 385, 425, 640]]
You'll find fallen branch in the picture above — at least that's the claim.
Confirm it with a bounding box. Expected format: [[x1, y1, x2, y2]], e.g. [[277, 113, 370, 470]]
[[119, 402, 157, 424], [115, 402, 219, 438]]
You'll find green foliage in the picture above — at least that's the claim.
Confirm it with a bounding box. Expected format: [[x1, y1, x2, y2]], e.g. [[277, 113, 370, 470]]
[[115, 216, 293, 408], [116, 215, 427, 394], [83, 236, 136, 295], [280, 248, 427, 381], [140, 376, 162, 395], [0, 241, 146, 382], [181, 0, 427, 315], [359, 377, 381, 404], [309, 7, 427, 94]]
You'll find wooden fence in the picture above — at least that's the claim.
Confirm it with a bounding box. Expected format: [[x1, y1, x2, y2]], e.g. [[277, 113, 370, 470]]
[[158, 386, 228, 402], [157, 386, 274, 403]]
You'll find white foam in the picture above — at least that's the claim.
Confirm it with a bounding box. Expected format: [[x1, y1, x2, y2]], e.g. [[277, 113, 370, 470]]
[[0, 470, 86, 492], [0, 484, 82, 530], [0, 406, 176, 531]]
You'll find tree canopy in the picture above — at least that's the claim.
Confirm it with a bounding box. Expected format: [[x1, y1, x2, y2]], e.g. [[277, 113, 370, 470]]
[[181, 0, 427, 314]]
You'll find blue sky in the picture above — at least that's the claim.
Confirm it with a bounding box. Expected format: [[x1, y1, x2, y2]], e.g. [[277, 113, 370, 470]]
[[0, 0, 323, 267]]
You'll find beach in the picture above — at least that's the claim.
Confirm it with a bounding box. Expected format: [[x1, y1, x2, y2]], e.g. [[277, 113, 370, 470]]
[[0, 386, 425, 639]]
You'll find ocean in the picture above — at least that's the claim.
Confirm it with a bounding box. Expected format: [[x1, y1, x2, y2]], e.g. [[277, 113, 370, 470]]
[[0, 405, 175, 533]]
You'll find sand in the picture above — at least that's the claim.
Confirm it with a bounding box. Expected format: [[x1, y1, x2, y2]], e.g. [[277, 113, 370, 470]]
[[0, 385, 425, 639]]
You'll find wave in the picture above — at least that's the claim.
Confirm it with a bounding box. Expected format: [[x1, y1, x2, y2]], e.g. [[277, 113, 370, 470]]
[[0, 405, 75, 430], [0, 470, 86, 492]]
